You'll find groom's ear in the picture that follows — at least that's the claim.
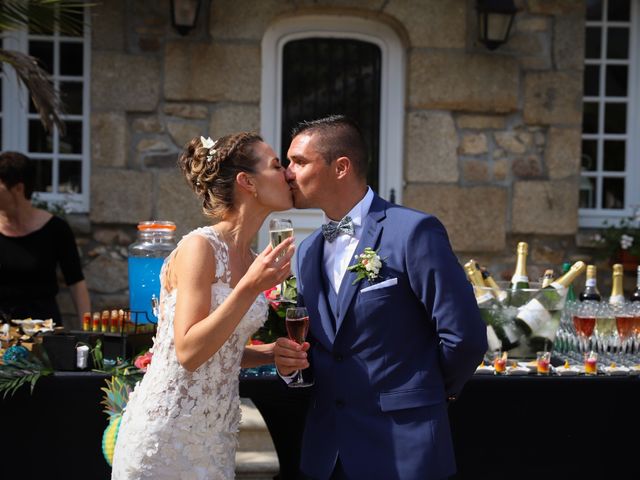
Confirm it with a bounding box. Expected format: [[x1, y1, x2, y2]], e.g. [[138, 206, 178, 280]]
[[334, 156, 350, 180]]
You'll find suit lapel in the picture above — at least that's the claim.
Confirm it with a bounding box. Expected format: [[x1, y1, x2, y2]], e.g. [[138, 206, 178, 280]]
[[300, 231, 336, 345], [335, 195, 387, 334]]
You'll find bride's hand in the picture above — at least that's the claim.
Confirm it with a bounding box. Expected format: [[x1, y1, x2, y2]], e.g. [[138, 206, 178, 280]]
[[239, 237, 295, 295]]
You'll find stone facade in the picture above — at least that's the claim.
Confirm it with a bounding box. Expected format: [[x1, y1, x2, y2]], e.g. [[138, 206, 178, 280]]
[[57, 0, 600, 323]]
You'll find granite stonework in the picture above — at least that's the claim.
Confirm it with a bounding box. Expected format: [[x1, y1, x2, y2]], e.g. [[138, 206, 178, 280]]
[[56, 1, 592, 325]]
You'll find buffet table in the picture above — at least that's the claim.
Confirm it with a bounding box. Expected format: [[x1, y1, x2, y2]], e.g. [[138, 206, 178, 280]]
[[1, 372, 639, 479]]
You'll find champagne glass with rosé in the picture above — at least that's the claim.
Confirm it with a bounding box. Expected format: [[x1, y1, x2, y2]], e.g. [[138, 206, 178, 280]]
[[285, 307, 313, 388], [573, 301, 597, 352], [615, 303, 636, 362]]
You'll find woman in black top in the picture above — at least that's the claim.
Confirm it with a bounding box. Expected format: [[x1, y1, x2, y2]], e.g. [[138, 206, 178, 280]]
[[0, 151, 91, 328]]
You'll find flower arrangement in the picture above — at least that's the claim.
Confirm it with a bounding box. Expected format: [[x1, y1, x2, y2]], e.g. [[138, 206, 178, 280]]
[[252, 277, 297, 344], [591, 206, 640, 260], [347, 247, 383, 284]]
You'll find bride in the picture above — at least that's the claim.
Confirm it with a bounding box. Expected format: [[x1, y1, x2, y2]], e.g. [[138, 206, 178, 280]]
[[111, 133, 295, 479]]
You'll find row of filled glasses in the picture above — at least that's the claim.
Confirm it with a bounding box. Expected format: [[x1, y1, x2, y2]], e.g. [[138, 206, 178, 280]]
[[554, 299, 640, 365]]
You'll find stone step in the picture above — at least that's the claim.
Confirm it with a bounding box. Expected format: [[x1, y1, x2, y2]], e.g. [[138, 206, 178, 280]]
[[235, 450, 279, 480], [238, 398, 277, 452]]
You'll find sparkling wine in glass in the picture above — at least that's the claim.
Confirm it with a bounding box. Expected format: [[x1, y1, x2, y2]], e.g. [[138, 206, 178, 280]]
[[286, 306, 313, 388], [269, 218, 294, 302]]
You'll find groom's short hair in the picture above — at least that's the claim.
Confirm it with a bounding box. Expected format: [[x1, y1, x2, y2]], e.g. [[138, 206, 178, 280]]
[[291, 115, 368, 179]]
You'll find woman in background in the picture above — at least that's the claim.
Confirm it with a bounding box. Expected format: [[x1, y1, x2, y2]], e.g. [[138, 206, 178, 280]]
[[0, 151, 90, 328]]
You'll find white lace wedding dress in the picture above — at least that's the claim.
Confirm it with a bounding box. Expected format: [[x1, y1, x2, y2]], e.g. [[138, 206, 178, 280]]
[[111, 227, 268, 480]]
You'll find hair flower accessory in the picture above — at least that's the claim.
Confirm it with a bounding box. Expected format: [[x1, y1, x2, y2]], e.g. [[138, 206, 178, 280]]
[[347, 247, 383, 285], [200, 135, 218, 162]]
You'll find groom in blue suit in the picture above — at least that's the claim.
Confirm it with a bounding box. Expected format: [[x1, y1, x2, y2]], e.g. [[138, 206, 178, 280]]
[[274, 115, 487, 480]]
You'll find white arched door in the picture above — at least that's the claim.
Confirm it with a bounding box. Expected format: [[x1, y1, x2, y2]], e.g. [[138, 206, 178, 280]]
[[259, 15, 405, 252]]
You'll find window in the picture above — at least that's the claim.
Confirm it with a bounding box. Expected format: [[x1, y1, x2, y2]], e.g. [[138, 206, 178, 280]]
[[281, 38, 382, 193], [580, 0, 640, 227], [1, 7, 90, 212]]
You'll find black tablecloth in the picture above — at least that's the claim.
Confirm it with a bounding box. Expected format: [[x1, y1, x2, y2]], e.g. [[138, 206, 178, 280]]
[[2, 372, 639, 479]]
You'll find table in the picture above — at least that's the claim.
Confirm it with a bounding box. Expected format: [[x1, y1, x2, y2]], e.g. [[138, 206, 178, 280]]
[[2, 372, 639, 479]]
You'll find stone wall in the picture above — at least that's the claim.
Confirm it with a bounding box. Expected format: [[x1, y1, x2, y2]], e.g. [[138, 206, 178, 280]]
[[57, 0, 610, 324]]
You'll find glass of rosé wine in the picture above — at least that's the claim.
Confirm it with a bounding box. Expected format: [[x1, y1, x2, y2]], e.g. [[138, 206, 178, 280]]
[[286, 306, 313, 388]]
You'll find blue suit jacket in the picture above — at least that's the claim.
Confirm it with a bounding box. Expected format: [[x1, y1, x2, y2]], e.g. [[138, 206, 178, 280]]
[[294, 194, 487, 480]]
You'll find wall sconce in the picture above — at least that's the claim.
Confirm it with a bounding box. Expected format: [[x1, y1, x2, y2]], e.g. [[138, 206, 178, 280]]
[[476, 0, 517, 50], [171, 0, 202, 36]]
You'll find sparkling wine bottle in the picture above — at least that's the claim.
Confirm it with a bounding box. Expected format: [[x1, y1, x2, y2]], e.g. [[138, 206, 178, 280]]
[[515, 261, 586, 335], [609, 264, 626, 305], [477, 263, 508, 305], [561, 262, 577, 302], [630, 266, 640, 302], [465, 260, 520, 350], [579, 265, 602, 302], [509, 242, 530, 307], [541, 269, 554, 288]]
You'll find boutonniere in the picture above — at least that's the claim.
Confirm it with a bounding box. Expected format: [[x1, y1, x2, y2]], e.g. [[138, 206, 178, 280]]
[[347, 247, 383, 285]]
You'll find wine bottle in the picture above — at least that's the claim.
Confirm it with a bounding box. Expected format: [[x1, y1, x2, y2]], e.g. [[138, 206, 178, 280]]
[[609, 264, 625, 305], [562, 262, 577, 302], [579, 265, 602, 302], [515, 261, 587, 335], [509, 242, 530, 307], [630, 266, 640, 302], [541, 269, 554, 288], [477, 263, 508, 304], [465, 261, 520, 350]]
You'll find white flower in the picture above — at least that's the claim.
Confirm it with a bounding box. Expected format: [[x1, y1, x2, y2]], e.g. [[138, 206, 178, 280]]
[[620, 234, 634, 250], [200, 136, 215, 149], [592, 233, 603, 242], [200, 136, 218, 162], [347, 247, 383, 284]]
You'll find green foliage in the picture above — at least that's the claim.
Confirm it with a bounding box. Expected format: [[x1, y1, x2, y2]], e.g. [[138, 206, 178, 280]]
[[0, 348, 54, 398], [592, 207, 640, 259], [252, 277, 297, 344]]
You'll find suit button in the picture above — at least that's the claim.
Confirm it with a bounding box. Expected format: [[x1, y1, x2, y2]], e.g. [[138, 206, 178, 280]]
[[335, 399, 345, 408], [334, 354, 343, 362]]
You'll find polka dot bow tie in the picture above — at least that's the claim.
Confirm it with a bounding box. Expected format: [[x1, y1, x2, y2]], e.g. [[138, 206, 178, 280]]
[[321, 216, 355, 243]]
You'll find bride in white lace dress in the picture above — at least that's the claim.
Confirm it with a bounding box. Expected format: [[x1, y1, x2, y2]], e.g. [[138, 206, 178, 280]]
[[111, 133, 295, 480]]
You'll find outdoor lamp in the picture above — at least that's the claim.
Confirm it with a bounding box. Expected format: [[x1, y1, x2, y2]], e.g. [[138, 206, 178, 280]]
[[476, 0, 518, 50], [171, 0, 201, 36]]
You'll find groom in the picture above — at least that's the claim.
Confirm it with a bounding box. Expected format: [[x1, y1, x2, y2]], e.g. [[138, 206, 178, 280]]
[[274, 115, 487, 480]]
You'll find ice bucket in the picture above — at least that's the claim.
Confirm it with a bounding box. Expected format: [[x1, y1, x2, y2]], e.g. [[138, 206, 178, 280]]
[[473, 281, 568, 360]]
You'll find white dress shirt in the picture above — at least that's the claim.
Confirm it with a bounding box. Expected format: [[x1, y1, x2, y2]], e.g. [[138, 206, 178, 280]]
[[323, 187, 374, 293]]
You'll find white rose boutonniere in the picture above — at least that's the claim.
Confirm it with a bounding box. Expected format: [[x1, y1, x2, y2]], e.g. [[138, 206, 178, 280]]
[[347, 247, 383, 285]]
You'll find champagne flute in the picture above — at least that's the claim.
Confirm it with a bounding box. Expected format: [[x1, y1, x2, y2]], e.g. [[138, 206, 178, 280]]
[[572, 301, 597, 352], [269, 218, 294, 303], [286, 306, 313, 388]]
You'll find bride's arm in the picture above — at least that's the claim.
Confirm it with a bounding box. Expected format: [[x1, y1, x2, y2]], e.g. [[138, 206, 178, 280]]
[[173, 235, 293, 372], [241, 343, 275, 368]]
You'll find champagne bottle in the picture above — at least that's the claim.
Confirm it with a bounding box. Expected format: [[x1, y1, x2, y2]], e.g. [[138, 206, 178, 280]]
[[465, 261, 520, 350], [609, 264, 625, 305], [562, 262, 577, 302], [631, 265, 640, 302], [509, 242, 530, 307], [541, 269, 554, 288], [515, 261, 586, 335], [477, 263, 508, 304], [579, 265, 602, 302]]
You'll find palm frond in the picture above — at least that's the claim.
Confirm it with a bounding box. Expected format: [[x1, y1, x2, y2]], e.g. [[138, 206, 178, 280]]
[[0, 0, 89, 36], [0, 48, 65, 134], [0, 356, 54, 398]]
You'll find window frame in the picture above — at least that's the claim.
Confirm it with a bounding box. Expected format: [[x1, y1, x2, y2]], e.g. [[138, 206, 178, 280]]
[[0, 9, 91, 213], [580, 0, 640, 228]]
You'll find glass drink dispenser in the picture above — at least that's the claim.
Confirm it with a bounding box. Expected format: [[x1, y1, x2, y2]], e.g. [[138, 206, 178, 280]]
[[127, 221, 177, 326]]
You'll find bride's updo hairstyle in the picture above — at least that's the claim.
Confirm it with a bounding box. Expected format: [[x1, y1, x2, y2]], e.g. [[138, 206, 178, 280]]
[[178, 132, 263, 218]]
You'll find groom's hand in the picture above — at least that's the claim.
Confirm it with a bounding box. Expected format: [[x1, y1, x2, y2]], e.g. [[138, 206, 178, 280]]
[[273, 337, 310, 376]]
